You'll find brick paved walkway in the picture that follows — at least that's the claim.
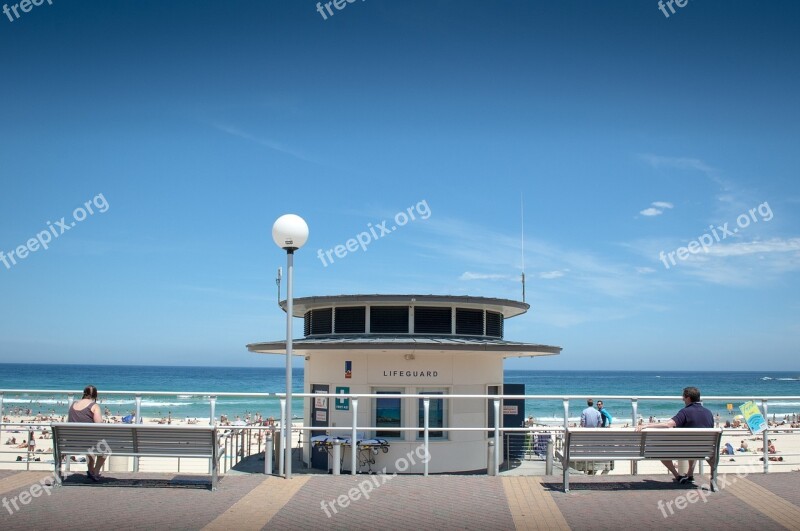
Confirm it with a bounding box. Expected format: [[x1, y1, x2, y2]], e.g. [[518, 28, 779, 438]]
[[1, 469, 798, 530]]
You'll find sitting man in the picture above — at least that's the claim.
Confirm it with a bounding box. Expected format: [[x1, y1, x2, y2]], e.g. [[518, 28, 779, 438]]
[[738, 440, 749, 452], [636, 386, 714, 484]]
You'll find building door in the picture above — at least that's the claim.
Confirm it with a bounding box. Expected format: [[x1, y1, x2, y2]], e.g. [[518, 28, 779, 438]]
[[503, 383, 526, 460], [311, 384, 330, 470]]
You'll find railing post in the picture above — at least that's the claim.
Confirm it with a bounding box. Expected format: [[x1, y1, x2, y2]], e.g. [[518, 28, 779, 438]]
[[631, 398, 639, 475], [493, 398, 500, 476], [487, 439, 495, 475], [562, 399, 569, 430], [209, 396, 217, 426], [423, 397, 430, 477], [546, 437, 553, 475], [65, 394, 74, 472], [332, 440, 341, 475], [351, 398, 358, 476], [0, 392, 4, 450], [26, 427, 31, 471], [265, 433, 273, 475], [763, 399, 770, 473], [279, 398, 286, 476], [134, 395, 142, 472]]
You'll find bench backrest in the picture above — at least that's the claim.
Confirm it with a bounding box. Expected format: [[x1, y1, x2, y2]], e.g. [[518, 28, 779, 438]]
[[51, 423, 218, 458], [564, 429, 644, 460], [641, 428, 721, 459], [564, 428, 722, 460]]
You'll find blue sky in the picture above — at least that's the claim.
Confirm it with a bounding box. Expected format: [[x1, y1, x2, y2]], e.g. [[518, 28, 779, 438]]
[[1, 1, 798, 370]]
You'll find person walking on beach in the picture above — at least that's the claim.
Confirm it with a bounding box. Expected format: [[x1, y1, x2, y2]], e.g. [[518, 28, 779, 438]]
[[580, 399, 602, 427], [68, 385, 107, 482], [636, 386, 714, 484], [597, 400, 612, 427]]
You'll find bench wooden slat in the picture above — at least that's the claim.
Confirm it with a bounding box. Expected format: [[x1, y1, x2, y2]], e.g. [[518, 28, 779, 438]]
[[560, 428, 722, 493], [51, 423, 221, 490]]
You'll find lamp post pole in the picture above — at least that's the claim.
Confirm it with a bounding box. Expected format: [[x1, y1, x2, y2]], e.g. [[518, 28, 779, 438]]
[[272, 214, 309, 481], [284, 248, 294, 479]]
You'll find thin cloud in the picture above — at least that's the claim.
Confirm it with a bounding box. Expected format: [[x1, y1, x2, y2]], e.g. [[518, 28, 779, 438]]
[[459, 272, 514, 281], [212, 123, 311, 162], [640, 201, 674, 217], [639, 154, 717, 174], [704, 238, 800, 258], [539, 271, 565, 279], [640, 207, 663, 216]]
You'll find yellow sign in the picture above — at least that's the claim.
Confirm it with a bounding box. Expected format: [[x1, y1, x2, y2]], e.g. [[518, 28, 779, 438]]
[[727, 403, 733, 411]]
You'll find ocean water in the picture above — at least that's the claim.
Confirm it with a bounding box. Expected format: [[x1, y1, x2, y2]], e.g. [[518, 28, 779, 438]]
[[1, 364, 798, 424]]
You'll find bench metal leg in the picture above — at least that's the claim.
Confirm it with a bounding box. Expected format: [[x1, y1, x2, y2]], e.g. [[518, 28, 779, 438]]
[[710, 459, 718, 492], [53, 449, 62, 487], [211, 455, 218, 491]]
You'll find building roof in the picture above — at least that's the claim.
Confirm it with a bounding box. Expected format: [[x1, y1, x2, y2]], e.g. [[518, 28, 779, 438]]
[[247, 335, 561, 358]]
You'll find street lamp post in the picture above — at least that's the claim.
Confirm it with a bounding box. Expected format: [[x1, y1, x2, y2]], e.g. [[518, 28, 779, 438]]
[[272, 214, 309, 480]]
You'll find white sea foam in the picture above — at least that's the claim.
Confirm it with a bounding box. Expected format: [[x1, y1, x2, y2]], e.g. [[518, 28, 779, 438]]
[[2, 398, 64, 405], [776, 378, 799, 381], [762, 377, 773, 380], [1, 398, 192, 407]]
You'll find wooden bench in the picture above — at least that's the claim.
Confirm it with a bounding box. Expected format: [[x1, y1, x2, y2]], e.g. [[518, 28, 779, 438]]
[[51, 423, 222, 490], [555, 428, 722, 492]]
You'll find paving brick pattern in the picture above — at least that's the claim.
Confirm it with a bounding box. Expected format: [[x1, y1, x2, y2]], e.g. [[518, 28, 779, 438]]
[[203, 476, 309, 531], [746, 471, 800, 507], [725, 475, 800, 529], [268, 475, 516, 530], [0, 472, 265, 530], [503, 477, 569, 530], [547, 473, 788, 531], [1, 470, 799, 530]]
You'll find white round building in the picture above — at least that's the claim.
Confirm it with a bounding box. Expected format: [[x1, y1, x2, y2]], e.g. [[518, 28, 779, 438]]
[[247, 294, 561, 474]]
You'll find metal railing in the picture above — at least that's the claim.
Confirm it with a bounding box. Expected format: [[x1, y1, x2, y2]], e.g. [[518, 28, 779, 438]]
[[2, 389, 798, 477]]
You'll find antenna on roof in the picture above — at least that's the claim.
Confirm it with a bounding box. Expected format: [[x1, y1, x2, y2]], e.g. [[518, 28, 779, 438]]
[[276, 267, 283, 308], [521, 194, 526, 303]]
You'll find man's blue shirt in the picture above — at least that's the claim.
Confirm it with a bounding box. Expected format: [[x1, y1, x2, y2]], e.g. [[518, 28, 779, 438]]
[[672, 402, 714, 428]]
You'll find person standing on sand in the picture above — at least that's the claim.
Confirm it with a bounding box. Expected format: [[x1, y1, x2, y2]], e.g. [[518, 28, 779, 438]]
[[68, 385, 107, 482], [636, 386, 714, 484], [580, 399, 601, 427]]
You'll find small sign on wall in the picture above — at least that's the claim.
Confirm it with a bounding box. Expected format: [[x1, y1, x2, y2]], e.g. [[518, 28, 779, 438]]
[[345, 360, 352, 379], [314, 396, 328, 409], [315, 410, 327, 423], [335, 386, 350, 411], [503, 405, 518, 415]]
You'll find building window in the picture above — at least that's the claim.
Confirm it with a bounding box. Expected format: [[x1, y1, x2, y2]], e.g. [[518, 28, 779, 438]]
[[309, 308, 333, 335], [418, 389, 447, 439], [455, 308, 484, 335], [414, 306, 451, 334], [485, 311, 503, 338], [370, 306, 409, 333], [334, 306, 366, 334], [374, 389, 404, 439]]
